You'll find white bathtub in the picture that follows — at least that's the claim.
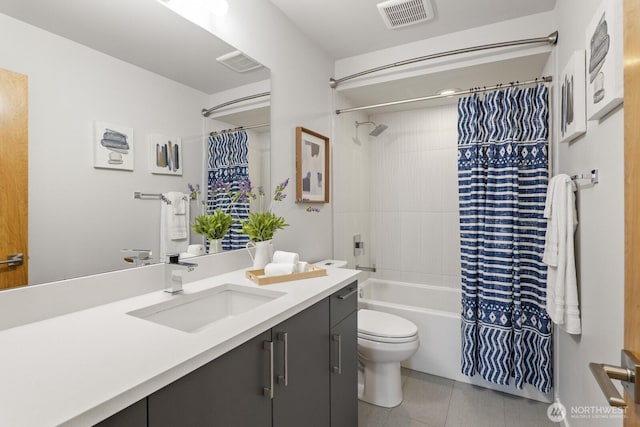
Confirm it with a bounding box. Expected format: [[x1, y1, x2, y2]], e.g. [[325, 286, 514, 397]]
[[358, 278, 551, 403]]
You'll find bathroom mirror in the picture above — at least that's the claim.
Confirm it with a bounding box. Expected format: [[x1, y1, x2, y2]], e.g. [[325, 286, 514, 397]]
[[0, 0, 270, 288]]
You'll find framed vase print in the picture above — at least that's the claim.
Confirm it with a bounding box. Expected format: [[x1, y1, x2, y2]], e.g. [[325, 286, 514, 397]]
[[296, 127, 329, 203], [585, 0, 623, 120]]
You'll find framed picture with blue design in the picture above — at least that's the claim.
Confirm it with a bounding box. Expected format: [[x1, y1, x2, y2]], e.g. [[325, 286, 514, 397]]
[[93, 121, 134, 171], [296, 127, 329, 203]]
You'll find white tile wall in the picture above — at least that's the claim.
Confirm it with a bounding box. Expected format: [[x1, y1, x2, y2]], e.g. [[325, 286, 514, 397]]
[[333, 101, 461, 289], [332, 93, 372, 270]]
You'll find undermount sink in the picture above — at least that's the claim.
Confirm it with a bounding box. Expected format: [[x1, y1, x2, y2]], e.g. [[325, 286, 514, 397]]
[[127, 284, 286, 333]]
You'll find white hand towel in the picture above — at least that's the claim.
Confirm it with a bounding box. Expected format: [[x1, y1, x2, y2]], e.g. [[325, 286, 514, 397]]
[[264, 262, 296, 277], [172, 194, 187, 215], [164, 192, 188, 240], [543, 174, 581, 334], [160, 192, 190, 260], [273, 251, 299, 265], [296, 261, 310, 273]]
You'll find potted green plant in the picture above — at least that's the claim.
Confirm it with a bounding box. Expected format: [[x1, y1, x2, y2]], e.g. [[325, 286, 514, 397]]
[[240, 211, 289, 242], [191, 210, 233, 253], [240, 179, 290, 269]]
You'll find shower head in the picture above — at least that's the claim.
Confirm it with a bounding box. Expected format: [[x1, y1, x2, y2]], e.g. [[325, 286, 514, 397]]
[[355, 120, 389, 137], [369, 123, 388, 136]]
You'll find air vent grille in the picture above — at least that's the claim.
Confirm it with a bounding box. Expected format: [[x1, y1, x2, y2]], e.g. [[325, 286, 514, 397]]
[[216, 50, 263, 73], [377, 0, 434, 29]]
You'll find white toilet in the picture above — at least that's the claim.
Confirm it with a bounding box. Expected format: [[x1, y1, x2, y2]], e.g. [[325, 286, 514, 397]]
[[358, 308, 419, 407], [315, 260, 420, 407]]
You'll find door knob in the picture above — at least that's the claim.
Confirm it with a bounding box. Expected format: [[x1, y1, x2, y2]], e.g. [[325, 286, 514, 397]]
[[0, 253, 23, 267], [589, 349, 640, 408]]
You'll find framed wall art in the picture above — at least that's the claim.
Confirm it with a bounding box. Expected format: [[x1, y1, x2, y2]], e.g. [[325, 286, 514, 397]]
[[296, 127, 330, 203], [148, 133, 182, 175], [559, 50, 587, 143], [93, 121, 134, 171], [585, 0, 623, 120]]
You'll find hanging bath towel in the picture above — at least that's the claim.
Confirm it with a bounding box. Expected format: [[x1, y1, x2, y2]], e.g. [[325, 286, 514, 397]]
[[543, 174, 581, 334]]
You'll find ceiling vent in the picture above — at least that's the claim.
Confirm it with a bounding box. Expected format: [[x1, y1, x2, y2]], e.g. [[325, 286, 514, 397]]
[[377, 0, 435, 29], [216, 50, 263, 73]]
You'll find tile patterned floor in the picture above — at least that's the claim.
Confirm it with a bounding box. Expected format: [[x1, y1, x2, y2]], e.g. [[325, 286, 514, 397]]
[[358, 369, 556, 427]]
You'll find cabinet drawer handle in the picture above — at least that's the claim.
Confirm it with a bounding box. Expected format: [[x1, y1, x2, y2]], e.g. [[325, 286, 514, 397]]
[[263, 341, 274, 399], [332, 334, 342, 375], [337, 288, 357, 300], [277, 332, 289, 386]]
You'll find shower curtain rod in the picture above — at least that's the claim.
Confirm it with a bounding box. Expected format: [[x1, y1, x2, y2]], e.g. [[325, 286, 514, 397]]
[[335, 76, 553, 115], [329, 31, 558, 89], [201, 91, 270, 117], [209, 122, 270, 136]]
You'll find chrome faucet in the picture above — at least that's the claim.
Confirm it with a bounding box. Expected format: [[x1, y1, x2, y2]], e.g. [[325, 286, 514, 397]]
[[164, 254, 198, 294]]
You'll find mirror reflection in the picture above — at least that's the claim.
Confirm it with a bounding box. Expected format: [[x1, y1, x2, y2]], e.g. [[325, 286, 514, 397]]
[[0, 0, 270, 289]]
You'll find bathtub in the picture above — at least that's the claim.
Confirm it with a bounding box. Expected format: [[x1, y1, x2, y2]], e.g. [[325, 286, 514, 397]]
[[358, 278, 551, 403]]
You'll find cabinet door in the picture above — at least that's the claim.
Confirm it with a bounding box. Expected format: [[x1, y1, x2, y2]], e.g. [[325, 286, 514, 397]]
[[94, 398, 147, 427], [148, 330, 272, 427], [272, 298, 330, 427], [330, 311, 358, 427]]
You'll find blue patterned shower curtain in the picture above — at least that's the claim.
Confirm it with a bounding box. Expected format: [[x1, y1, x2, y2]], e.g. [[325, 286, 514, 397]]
[[208, 131, 250, 250], [457, 84, 552, 393]]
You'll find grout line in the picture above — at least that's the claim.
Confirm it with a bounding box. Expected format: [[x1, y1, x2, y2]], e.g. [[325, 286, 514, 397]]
[[442, 379, 454, 427]]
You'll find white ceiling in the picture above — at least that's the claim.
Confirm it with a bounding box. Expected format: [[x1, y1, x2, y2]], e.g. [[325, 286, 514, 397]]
[[0, 0, 270, 94], [268, 0, 556, 115], [270, 0, 557, 59]]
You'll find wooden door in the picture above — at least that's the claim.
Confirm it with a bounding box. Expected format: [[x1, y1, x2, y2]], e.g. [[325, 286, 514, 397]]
[[0, 67, 28, 289], [625, 0, 640, 424]]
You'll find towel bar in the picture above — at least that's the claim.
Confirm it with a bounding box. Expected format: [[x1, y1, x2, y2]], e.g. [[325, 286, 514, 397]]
[[134, 192, 162, 199], [570, 169, 599, 184], [134, 192, 192, 201]]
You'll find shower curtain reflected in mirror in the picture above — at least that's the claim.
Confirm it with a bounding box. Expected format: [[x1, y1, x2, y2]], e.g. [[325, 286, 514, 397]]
[[208, 130, 250, 251], [457, 84, 552, 393]]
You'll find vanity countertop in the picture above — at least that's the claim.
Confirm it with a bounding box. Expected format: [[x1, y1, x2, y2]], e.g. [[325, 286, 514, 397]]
[[0, 267, 360, 427]]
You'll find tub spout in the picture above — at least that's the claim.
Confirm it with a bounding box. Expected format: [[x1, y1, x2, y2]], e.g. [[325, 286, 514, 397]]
[[355, 265, 376, 273]]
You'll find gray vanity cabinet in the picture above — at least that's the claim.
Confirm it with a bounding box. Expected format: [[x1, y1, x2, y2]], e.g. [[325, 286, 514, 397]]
[[102, 281, 358, 427], [147, 329, 273, 427], [94, 398, 147, 427], [329, 283, 358, 427], [272, 298, 330, 427]]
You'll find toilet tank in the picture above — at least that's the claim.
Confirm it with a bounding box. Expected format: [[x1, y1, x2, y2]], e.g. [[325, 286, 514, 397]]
[[315, 259, 348, 269]]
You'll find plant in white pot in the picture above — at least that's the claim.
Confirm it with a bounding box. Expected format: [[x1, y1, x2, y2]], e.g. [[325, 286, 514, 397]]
[[241, 179, 290, 269], [191, 210, 233, 254]]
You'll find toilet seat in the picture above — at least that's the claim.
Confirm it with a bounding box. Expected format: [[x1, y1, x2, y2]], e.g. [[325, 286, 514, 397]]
[[358, 331, 417, 344], [358, 309, 418, 343]]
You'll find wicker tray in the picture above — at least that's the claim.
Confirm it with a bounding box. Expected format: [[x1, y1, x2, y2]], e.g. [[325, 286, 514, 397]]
[[246, 264, 326, 285]]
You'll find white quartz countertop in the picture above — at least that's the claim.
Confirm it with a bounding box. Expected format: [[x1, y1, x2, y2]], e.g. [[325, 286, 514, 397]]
[[0, 267, 360, 427]]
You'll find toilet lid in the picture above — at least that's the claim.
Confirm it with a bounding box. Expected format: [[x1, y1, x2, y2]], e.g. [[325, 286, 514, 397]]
[[358, 309, 418, 339]]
